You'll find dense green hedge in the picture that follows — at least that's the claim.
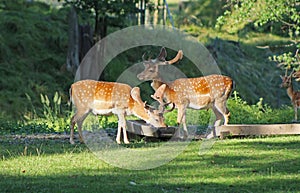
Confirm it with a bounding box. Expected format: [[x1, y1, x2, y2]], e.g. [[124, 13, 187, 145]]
[[0, 91, 295, 135]]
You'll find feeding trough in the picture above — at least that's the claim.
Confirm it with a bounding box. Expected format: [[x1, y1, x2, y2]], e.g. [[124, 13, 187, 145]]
[[127, 121, 300, 140], [126, 120, 177, 138]]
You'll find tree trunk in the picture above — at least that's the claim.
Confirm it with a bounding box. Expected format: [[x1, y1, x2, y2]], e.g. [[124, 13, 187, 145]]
[[66, 6, 80, 75], [79, 24, 93, 61]]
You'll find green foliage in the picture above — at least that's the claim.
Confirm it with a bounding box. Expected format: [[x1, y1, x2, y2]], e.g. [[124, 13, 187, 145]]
[[228, 91, 294, 124], [0, 0, 298, 129], [1, 91, 70, 135], [175, 0, 227, 27], [36, 92, 70, 132], [63, 0, 141, 38], [216, 0, 300, 36], [0, 1, 73, 120], [270, 49, 300, 70], [0, 118, 55, 135], [98, 115, 118, 129], [216, 0, 300, 71]]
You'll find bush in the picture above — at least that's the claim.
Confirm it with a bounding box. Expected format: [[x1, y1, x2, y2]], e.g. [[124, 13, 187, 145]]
[[228, 91, 294, 124]]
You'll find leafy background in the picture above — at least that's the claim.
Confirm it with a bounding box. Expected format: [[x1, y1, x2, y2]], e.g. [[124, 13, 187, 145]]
[[0, 0, 298, 134]]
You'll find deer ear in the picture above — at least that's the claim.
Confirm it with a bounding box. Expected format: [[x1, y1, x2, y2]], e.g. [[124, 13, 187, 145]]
[[131, 87, 144, 104], [151, 84, 167, 101], [157, 47, 167, 61]]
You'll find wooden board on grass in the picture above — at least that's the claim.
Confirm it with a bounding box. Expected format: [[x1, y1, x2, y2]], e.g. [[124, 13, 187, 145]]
[[206, 124, 300, 139]]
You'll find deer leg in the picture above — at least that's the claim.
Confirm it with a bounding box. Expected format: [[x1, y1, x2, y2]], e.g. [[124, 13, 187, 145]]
[[181, 113, 188, 139], [116, 121, 122, 144], [76, 120, 84, 143], [116, 114, 130, 144], [121, 116, 130, 144], [176, 102, 188, 139], [122, 126, 130, 144], [214, 99, 230, 125], [69, 111, 89, 144], [77, 113, 90, 144], [70, 115, 76, 145], [294, 106, 298, 121], [212, 105, 223, 127], [224, 112, 230, 125]]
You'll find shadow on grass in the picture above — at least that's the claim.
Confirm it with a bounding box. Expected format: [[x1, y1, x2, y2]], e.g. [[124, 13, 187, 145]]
[[0, 167, 299, 193], [1, 135, 299, 192]]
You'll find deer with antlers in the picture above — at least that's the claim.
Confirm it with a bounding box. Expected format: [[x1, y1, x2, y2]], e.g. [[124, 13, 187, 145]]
[[69, 80, 172, 144], [137, 47, 235, 138], [280, 70, 300, 121]]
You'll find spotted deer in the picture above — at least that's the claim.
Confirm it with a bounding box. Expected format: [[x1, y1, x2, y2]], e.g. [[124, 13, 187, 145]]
[[137, 47, 235, 138], [69, 80, 171, 144], [280, 70, 300, 121]]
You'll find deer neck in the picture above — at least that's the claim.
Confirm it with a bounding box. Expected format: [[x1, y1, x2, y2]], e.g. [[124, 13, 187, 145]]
[[287, 84, 295, 100], [129, 99, 149, 122], [150, 69, 165, 90], [151, 80, 164, 90]]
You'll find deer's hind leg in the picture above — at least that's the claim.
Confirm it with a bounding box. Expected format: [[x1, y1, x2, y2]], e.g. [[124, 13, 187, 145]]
[[213, 99, 230, 125], [70, 110, 89, 144]]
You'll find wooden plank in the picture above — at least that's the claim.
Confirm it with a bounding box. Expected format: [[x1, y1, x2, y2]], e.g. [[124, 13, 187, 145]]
[[206, 124, 300, 139]]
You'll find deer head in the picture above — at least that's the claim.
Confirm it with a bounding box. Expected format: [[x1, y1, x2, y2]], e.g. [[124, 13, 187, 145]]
[[137, 47, 183, 81], [130, 87, 168, 127], [280, 69, 294, 88]]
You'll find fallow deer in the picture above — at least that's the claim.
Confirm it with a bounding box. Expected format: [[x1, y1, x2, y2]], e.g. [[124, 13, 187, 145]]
[[137, 47, 235, 138], [69, 80, 172, 144], [280, 70, 300, 121], [291, 49, 300, 81]]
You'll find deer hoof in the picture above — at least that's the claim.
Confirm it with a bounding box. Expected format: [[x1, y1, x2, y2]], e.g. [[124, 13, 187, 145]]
[[183, 134, 188, 140]]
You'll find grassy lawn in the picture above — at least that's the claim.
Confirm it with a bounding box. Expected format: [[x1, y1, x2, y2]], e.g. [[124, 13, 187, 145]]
[[1, 135, 299, 193]]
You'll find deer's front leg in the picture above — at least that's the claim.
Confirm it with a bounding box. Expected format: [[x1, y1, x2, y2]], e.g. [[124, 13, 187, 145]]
[[182, 113, 188, 139], [116, 113, 130, 144], [70, 118, 76, 145], [116, 121, 122, 144], [294, 106, 298, 121], [176, 101, 189, 139]]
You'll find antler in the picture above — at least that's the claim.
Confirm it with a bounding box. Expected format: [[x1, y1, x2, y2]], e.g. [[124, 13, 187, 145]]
[[290, 69, 295, 77], [159, 102, 175, 113], [142, 52, 146, 61], [166, 50, 183, 64], [144, 101, 155, 111], [142, 52, 152, 61], [151, 90, 175, 114], [144, 101, 175, 114], [285, 68, 288, 77]]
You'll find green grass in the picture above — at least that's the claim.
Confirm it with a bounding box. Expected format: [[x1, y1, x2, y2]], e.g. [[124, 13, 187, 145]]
[[1, 135, 299, 192]]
